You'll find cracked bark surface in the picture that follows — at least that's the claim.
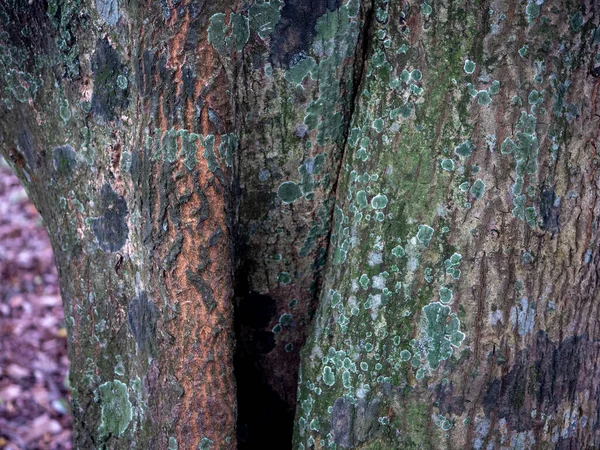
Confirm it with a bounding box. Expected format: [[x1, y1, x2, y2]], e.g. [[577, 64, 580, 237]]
[[1, 0, 600, 449]]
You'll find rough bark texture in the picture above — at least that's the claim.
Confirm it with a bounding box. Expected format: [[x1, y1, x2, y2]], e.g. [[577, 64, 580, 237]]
[[0, 0, 599, 449]]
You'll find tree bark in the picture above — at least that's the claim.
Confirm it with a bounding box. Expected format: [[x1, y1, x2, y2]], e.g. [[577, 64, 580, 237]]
[[1, 0, 599, 449]]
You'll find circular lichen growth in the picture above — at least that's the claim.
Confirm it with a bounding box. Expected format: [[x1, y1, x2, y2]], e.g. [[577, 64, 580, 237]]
[[411, 69, 422, 81], [372, 117, 384, 133], [278, 272, 292, 285], [370, 194, 388, 209], [421, 2, 432, 16], [116, 74, 128, 90], [277, 181, 302, 203], [439, 287, 453, 304], [441, 159, 454, 171], [391, 245, 405, 257], [463, 59, 475, 74]]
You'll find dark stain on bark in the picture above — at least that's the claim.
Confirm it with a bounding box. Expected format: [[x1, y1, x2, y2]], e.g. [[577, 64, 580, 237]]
[[540, 187, 560, 234], [52, 144, 77, 177], [128, 291, 157, 354], [434, 380, 466, 417], [353, 396, 381, 444], [16, 126, 37, 169], [91, 38, 129, 122], [270, 0, 343, 68], [482, 331, 600, 433], [186, 269, 217, 312], [91, 183, 129, 252], [182, 65, 195, 100], [140, 49, 157, 97], [332, 397, 354, 448]]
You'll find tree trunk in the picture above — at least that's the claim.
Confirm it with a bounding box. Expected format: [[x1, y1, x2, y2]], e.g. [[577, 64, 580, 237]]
[[1, 0, 599, 449]]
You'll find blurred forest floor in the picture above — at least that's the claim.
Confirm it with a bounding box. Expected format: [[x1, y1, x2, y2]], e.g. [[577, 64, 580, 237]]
[[0, 157, 72, 449]]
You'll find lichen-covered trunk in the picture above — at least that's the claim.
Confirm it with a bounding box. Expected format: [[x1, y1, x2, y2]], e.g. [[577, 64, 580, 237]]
[[295, 1, 600, 449], [1, 0, 599, 449]]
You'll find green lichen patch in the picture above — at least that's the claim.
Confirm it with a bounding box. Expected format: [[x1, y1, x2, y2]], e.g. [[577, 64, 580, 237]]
[[391, 245, 405, 257], [59, 99, 70, 122], [208, 12, 249, 55], [198, 437, 214, 450], [518, 44, 529, 58], [439, 287, 453, 304], [420, 302, 465, 369], [218, 133, 237, 168], [501, 137, 516, 154], [525, 1, 540, 23], [421, 3, 432, 16], [463, 59, 475, 74], [454, 140, 474, 158], [278, 272, 292, 285], [323, 366, 335, 386], [489, 80, 500, 95], [416, 225, 434, 247], [370, 194, 388, 209], [96, 380, 132, 437], [285, 57, 317, 85], [356, 190, 368, 209], [444, 252, 462, 279], [372, 117, 384, 133], [411, 69, 423, 81], [208, 13, 227, 54], [116, 74, 127, 89], [249, 0, 282, 40], [440, 159, 454, 171], [278, 181, 303, 203], [477, 90, 491, 106], [470, 179, 486, 199], [230, 13, 250, 51]]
